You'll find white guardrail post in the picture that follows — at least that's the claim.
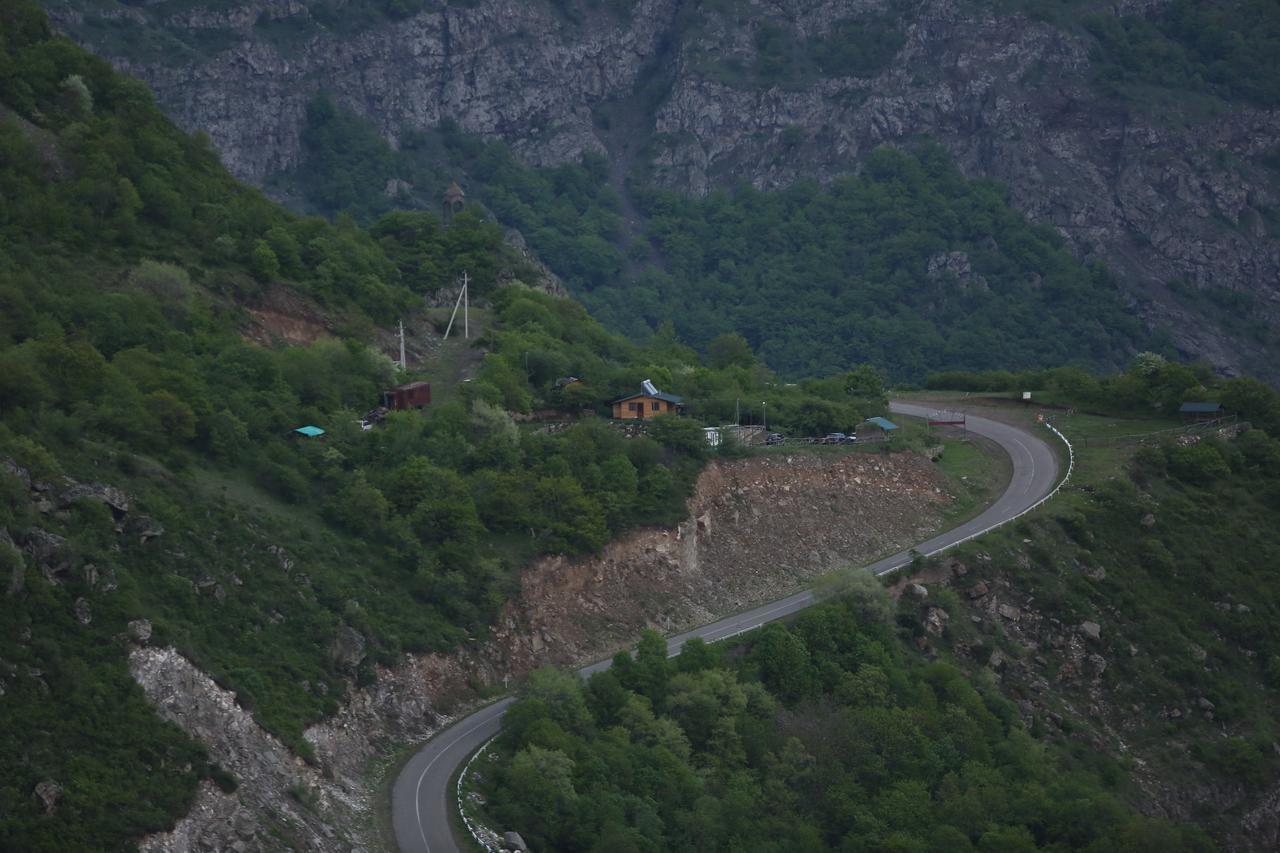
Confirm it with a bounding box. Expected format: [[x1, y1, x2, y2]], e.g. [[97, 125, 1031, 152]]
[[456, 424, 1076, 845], [457, 738, 498, 851], [915, 421, 1074, 562]]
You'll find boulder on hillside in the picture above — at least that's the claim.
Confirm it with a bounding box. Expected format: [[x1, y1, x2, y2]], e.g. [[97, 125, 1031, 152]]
[[127, 514, 164, 543], [503, 831, 529, 851], [22, 529, 73, 583], [331, 623, 366, 670], [58, 483, 130, 517], [1079, 621, 1101, 641], [128, 619, 152, 644], [922, 605, 950, 637], [33, 780, 62, 814]]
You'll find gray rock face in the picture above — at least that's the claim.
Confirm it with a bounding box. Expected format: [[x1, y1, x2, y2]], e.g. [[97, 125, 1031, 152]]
[[129, 618, 153, 644], [45, 0, 1280, 376], [922, 604, 949, 636], [33, 779, 62, 814], [58, 483, 130, 516], [927, 251, 988, 292], [330, 623, 366, 671], [129, 514, 165, 544], [130, 647, 360, 853], [21, 529, 73, 584]]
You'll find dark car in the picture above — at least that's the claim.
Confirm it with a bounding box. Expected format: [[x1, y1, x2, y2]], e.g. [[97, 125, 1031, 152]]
[[765, 433, 785, 446]]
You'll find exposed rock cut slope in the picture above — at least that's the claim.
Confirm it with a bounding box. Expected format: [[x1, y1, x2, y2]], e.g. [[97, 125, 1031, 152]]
[[132, 449, 952, 850]]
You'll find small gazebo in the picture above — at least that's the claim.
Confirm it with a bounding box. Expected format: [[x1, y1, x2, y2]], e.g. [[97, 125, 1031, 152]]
[[859, 416, 898, 441]]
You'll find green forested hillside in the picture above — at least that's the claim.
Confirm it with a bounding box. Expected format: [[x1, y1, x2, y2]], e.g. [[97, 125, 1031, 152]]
[[477, 360, 1280, 850], [479, 600, 1212, 851], [0, 4, 900, 848], [992, 0, 1280, 107], [284, 99, 1151, 381]]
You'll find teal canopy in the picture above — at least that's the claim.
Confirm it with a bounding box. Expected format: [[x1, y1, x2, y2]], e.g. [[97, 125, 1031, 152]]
[[294, 425, 325, 437], [863, 417, 898, 431]]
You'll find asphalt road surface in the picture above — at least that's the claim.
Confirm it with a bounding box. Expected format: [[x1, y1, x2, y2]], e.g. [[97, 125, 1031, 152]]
[[391, 401, 1062, 853]]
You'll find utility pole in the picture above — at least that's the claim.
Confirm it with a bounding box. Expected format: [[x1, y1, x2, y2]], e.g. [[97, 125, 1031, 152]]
[[762, 401, 767, 432], [398, 319, 406, 371], [735, 398, 740, 426], [443, 271, 470, 341]]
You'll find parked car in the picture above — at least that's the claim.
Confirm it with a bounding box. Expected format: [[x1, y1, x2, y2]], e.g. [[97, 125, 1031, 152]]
[[821, 432, 848, 444], [765, 433, 785, 446]]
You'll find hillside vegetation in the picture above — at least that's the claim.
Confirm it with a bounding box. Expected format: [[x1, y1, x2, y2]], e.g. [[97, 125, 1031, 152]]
[[477, 598, 1211, 851], [286, 98, 1150, 381], [0, 4, 901, 848], [475, 358, 1280, 850]]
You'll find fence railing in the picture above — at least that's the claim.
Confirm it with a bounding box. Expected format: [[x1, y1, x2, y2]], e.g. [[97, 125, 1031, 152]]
[[455, 423, 1076, 849], [907, 422, 1074, 565], [1075, 415, 1237, 448]]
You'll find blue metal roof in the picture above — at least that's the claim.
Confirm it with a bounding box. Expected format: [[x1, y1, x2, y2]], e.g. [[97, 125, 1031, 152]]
[[1178, 402, 1221, 413], [294, 425, 326, 437], [863, 416, 898, 431]]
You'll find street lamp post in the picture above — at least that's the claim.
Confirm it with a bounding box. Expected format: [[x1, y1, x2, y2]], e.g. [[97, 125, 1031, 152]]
[[762, 401, 767, 432]]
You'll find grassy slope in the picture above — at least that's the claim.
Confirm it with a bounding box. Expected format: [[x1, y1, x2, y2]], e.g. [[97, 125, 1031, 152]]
[[899, 392, 1280, 844]]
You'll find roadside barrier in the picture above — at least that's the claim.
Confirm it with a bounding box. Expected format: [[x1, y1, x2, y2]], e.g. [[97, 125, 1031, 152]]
[[908, 421, 1074, 566], [454, 423, 1076, 849], [457, 737, 498, 850]]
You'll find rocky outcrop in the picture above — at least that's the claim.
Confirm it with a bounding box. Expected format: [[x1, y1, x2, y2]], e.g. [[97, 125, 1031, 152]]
[[57, 482, 129, 516], [45, 0, 1280, 376], [307, 450, 952, 781], [32, 780, 62, 815], [134, 448, 952, 846], [131, 646, 365, 853], [897, 545, 1279, 852]]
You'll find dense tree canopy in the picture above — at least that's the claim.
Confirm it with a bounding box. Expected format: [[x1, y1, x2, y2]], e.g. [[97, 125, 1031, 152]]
[[286, 98, 1150, 382], [0, 6, 898, 846], [483, 604, 1212, 852]]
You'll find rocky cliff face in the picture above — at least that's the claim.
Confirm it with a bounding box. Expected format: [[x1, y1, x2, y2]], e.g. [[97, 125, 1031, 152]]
[[132, 449, 952, 850], [44, 0, 1280, 374]]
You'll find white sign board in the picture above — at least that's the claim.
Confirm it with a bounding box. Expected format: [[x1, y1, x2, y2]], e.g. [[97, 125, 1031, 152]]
[[1022, 391, 1032, 401]]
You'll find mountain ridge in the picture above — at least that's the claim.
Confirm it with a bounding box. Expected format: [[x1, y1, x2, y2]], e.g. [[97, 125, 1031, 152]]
[[42, 0, 1280, 377]]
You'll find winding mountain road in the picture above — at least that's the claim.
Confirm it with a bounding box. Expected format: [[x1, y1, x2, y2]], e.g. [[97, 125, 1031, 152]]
[[392, 401, 1062, 853]]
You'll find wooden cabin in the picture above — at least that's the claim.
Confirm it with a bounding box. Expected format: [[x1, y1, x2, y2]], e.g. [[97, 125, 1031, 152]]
[[1179, 401, 1223, 423], [611, 381, 684, 420], [383, 381, 432, 411]]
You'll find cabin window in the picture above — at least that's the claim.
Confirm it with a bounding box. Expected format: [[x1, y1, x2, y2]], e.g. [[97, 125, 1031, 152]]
[[652, 402, 661, 412], [628, 402, 637, 412]]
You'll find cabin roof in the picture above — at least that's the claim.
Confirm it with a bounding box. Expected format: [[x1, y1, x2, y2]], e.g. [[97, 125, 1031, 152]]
[[612, 391, 684, 405]]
